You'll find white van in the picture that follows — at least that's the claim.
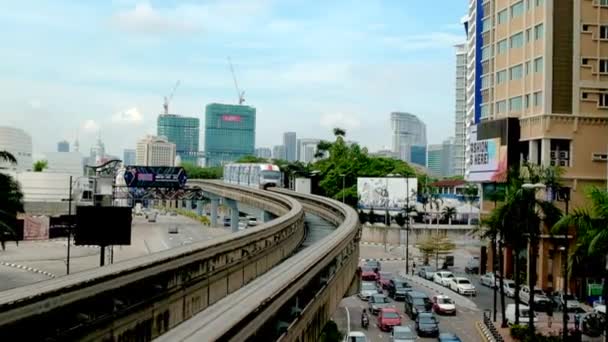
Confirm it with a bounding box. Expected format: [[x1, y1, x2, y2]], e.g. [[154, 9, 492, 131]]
[[505, 304, 538, 325]]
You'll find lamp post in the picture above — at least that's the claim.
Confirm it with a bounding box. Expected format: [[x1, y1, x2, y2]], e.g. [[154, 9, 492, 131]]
[[559, 245, 568, 341]]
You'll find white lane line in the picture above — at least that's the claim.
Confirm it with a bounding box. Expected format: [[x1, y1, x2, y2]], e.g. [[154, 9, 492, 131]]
[[343, 306, 351, 338]]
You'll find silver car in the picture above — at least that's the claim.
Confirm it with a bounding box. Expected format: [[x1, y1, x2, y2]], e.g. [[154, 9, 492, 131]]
[[391, 326, 416, 342], [358, 281, 379, 301], [368, 294, 391, 315]]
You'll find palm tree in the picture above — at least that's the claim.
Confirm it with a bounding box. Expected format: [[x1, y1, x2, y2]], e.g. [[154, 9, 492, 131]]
[[553, 187, 608, 339], [0, 151, 23, 250], [0, 151, 17, 165], [333, 127, 346, 137], [441, 206, 457, 225], [462, 183, 479, 225]]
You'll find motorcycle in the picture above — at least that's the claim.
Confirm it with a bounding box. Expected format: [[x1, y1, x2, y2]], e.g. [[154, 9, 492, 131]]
[[361, 314, 369, 329]]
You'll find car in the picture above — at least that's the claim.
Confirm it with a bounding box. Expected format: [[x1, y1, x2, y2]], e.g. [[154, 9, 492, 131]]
[[519, 285, 551, 310], [480, 272, 499, 288], [391, 326, 417, 342], [360, 266, 378, 281], [419, 266, 437, 280], [505, 304, 538, 325], [502, 279, 516, 298], [377, 271, 393, 289], [368, 294, 391, 315], [559, 293, 581, 312], [358, 281, 379, 301], [415, 312, 439, 337], [168, 226, 179, 234], [247, 217, 259, 226], [432, 295, 456, 315], [464, 257, 480, 274], [364, 260, 381, 272], [387, 278, 412, 301], [377, 308, 401, 332], [404, 291, 432, 319], [438, 332, 463, 341], [223, 217, 231, 227], [433, 271, 455, 287], [346, 331, 367, 342], [238, 221, 248, 230], [448, 277, 477, 296]]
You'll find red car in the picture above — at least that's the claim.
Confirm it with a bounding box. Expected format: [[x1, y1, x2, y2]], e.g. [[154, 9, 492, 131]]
[[377, 271, 393, 289], [360, 266, 378, 281], [377, 308, 401, 331]]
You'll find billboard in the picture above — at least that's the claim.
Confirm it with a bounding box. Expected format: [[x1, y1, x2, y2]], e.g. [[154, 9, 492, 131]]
[[221, 114, 242, 122], [75, 206, 132, 246], [466, 124, 508, 182], [23, 215, 50, 240], [123, 166, 187, 188], [357, 177, 418, 211]]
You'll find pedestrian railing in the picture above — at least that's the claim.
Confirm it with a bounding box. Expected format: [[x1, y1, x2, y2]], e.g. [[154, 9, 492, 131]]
[[483, 310, 505, 342]]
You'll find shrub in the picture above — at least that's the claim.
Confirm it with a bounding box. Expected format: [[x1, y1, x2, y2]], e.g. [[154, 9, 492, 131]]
[[510, 324, 528, 340]]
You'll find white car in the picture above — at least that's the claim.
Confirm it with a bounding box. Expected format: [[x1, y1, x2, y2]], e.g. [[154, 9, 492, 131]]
[[346, 331, 367, 342], [480, 272, 499, 288], [502, 279, 516, 298], [560, 293, 581, 312], [358, 281, 379, 301], [519, 285, 551, 308], [449, 277, 477, 296], [433, 271, 455, 287], [432, 295, 456, 315], [505, 304, 538, 325]]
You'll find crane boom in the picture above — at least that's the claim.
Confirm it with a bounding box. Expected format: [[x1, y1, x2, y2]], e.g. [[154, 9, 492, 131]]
[[163, 80, 180, 114], [228, 57, 245, 105]]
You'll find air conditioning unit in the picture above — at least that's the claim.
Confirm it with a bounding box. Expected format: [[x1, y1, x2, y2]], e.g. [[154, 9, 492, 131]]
[[550, 160, 557, 166], [592, 153, 608, 161], [559, 160, 568, 167], [559, 151, 569, 159], [550, 151, 557, 159]]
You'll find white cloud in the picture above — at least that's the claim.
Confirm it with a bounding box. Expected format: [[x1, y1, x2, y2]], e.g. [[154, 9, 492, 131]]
[[111, 107, 144, 123], [382, 32, 465, 50], [319, 112, 361, 131], [81, 119, 100, 133], [110, 2, 199, 34]]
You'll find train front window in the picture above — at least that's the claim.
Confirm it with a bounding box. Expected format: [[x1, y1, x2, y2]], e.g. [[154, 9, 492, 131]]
[[261, 171, 281, 180]]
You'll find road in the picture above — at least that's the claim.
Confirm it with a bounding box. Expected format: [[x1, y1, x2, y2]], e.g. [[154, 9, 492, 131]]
[[0, 213, 231, 291]]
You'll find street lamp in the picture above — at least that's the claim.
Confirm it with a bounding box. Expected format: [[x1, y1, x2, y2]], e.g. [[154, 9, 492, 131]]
[[559, 245, 568, 341]]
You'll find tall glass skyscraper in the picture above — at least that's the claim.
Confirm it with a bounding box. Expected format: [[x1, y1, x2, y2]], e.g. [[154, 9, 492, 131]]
[[204, 103, 256, 167], [157, 114, 200, 165]]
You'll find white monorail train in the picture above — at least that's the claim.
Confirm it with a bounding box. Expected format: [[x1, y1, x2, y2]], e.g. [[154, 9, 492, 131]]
[[223, 163, 282, 189]]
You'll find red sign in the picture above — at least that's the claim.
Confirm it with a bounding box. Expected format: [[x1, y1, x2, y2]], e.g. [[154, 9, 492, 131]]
[[222, 115, 242, 122]]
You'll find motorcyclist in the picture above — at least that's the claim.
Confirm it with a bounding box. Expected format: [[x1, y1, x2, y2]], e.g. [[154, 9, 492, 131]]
[[361, 309, 369, 327]]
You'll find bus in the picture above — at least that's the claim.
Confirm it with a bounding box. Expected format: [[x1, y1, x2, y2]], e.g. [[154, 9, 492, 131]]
[[223, 163, 282, 189]]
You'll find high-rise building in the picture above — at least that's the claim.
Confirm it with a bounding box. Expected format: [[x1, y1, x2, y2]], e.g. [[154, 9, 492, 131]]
[[272, 145, 285, 160], [427, 145, 443, 177], [89, 137, 106, 165], [204, 103, 256, 167], [157, 114, 200, 164], [297, 139, 321, 163], [123, 149, 136, 166], [255, 147, 272, 159], [410, 145, 427, 167], [454, 43, 467, 176], [283, 132, 297, 162], [136, 135, 176, 166], [390, 112, 427, 162], [441, 138, 455, 177], [57, 140, 70, 152], [0, 126, 33, 171]]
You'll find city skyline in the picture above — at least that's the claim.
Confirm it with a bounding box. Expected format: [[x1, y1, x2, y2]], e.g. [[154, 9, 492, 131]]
[[0, 1, 467, 157]]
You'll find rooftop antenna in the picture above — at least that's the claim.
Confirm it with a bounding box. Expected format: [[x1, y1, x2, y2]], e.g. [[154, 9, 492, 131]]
[[228, 57, 245, 105], [163, 80, 181, 114]]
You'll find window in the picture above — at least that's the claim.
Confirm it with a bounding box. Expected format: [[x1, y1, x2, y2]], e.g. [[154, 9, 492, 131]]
[[601, 26, 608, 39], [510, 64, 523, 80], [536, 0, 544, 6], [525, 94, 531, 108], [497, 9, 508, 24], [496, 70, 507, 84], [511, 1, 524, 18], [533, 91, 542, 106], [481, 46, 493, 60], [482, 17, 493, 32], [550, 139, 570, 167], [600, 60, 608, 73], [509, 96, 523, 111], [481, 75, 491, 89], [534, 24, 544, 40], [582, 92, 588, 99], [480, 104, 490, 118], [510, 32, 524, 48], [526, 0, 531, 10], [600, 0, 608, 6], [582, 58, 589, 65], [525, 61, 531, 75], [496, 100, 507, 113], [534, 57, 543, 72], [497, 39, 508, 54], [600, 93, 608, 107], [526, 28, 532, 42]]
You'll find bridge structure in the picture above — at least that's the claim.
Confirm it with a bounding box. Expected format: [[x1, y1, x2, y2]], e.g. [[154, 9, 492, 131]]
[[0, 180, 360, 341]]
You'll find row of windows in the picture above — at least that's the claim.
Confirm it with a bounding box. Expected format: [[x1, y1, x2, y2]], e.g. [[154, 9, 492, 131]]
[[582, 58, 608, 73], [495, 57, 542, 84], [582, 92, 608, 107], [496, 0, 544, 25], [495, 92, 542, 113]]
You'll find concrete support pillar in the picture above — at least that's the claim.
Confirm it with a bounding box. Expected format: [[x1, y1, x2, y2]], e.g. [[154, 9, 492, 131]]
[[261, 211, 273, 222], [540, 138, 551, 166], [225, 199, 239, 232], [529, 140, 539, 165], [196, 200, 203, 216], [185, 199, 192, 211], [210, 196, 219, 227]]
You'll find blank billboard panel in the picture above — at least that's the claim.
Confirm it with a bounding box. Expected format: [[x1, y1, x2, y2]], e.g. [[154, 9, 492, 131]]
[[75, 206, 132, 246]]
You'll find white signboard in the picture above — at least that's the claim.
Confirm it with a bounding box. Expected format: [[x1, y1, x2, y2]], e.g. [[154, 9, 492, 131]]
[[466, 124, 506, 182], [357, 177, 418, 211]]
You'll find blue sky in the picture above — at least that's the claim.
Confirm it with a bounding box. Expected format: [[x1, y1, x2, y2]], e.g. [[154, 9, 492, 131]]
[[0, 0, 467, 157]]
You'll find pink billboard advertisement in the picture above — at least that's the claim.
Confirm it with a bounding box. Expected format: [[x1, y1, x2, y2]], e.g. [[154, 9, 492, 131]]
[[23, 215, 50, 240], [222, 114, 242, 122]]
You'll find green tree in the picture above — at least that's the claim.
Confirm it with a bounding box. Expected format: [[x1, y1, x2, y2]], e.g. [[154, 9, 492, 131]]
[[33, 160, 48, 172], [181, 162, 223, 179], [441, 206, 457, 225], [0, 151, 23, 250], [319, 320, 343, 342], [236, 155, 269, 163], [552, 187, 608, 339], [0, 151, 17, 165], [332, 127, 346, 138], [417, 235, 455, 267]]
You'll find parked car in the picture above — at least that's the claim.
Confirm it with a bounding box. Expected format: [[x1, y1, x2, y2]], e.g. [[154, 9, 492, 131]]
[[168, 226, 179, 234], [377, 271, 393, 290], [238, 221, 248, 230], [368, 294, 391, 315], [377, 308, 401, 332], [223, 217, 231, 227], [421, 266, 437, 280], [417, 265, 432, 278], [358, 281, 379, 301], [480, 272, 499, 288], [415, 312, 439, 337], [559, 293, 582, 312], [364, 260, 381, 271], [448, 277, 477, 296], [387, 278, 412, 301], [432, 295, 456, 315], [391, 326, 416, 342], [404, 291, 432, 319], [519, 285, 552, 310], [346, 331, 367, 342], [360, 266, 378, 281], [502, 279, 516, 298], [246, 216, 259, 226], [464, 258, 480, 274], [433, 271, 455, 287], [505, 304, 538, 325], [438, 332, 463, 341]]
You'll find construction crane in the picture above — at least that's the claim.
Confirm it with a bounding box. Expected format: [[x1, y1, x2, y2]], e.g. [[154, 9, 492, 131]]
[[228, 57, 245, 105], [163, 80, 180, 114]]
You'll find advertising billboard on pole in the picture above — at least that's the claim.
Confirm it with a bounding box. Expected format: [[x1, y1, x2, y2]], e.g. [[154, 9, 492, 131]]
[[123, 166, 187, 188], [357, 177, 418, 211]]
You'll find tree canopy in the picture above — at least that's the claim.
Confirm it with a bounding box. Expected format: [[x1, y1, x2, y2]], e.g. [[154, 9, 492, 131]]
[[33, 160, 48, 172], [181, 162, 223, 179]]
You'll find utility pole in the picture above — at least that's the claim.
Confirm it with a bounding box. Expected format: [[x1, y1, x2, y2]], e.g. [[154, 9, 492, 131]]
[[66, 176, 72, 275]]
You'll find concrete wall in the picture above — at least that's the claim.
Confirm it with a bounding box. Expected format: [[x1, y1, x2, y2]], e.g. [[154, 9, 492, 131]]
[[360, 224, 481, 246]]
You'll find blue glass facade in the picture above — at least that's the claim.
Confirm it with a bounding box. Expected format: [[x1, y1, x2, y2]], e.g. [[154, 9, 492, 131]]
[[410, 145, 427, 167], [157, 114, 200, 164], [204, 103, 256, 167]]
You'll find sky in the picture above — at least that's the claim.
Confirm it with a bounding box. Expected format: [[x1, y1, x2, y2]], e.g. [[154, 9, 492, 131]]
[[0, 0, 467, 158]]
